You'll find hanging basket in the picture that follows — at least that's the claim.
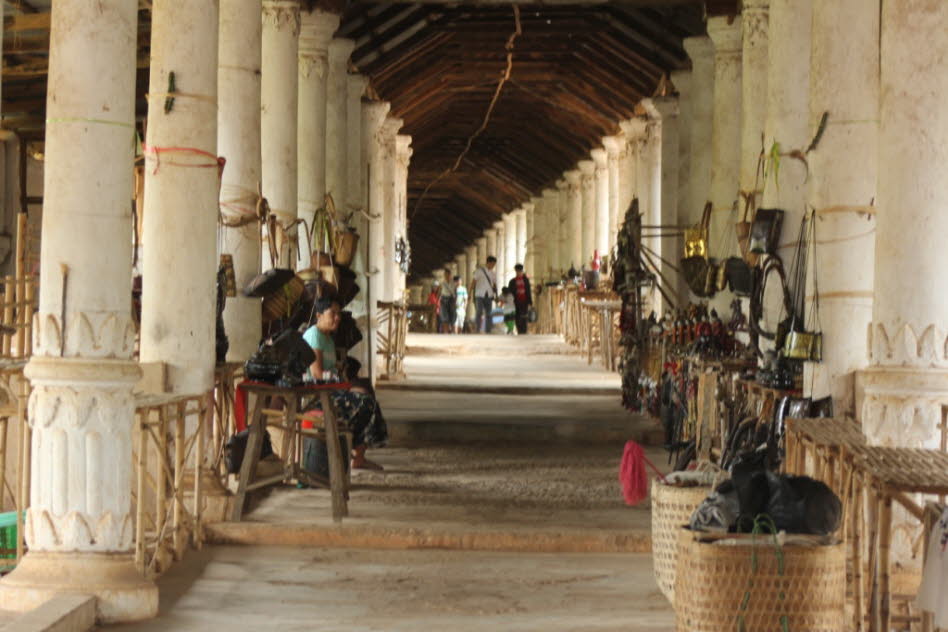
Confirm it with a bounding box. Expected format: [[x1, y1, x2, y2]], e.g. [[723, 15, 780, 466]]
[[333, 229, 360, 268], [674, 528, 846, 632], [650, 481, 712, 604], [261, 275, 304, 323]]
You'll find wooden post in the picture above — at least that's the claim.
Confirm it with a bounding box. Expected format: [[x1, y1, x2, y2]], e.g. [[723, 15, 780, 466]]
[[15, 378, 29, 561], [320, 390, 347, 522], [194, 393, 209, 549], [2, 277, 13, 357], [24, 277, 34, 356], [852, 474, 864, 632], [14, 213, 26, 358], [865, 481, 879, 632], [230, 392, 265, 521]]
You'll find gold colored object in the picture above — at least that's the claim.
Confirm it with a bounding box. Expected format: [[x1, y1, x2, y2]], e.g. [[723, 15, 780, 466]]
[[684, 201, 712, 258], [219, 254, 237, 297]]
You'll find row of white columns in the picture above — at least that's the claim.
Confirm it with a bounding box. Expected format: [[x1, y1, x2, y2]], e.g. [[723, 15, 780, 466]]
[[675, 0, 948, 458], [0, 0, 415, 620]]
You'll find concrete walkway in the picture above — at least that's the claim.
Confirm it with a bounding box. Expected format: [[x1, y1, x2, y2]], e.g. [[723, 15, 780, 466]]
[[108, 332, 673, 629]]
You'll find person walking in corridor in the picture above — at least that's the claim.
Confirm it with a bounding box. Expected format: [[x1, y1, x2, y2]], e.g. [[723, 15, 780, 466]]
[[472, 256, 498, 333], [507, 263, 533, 335], [438, 266, 457, 334]]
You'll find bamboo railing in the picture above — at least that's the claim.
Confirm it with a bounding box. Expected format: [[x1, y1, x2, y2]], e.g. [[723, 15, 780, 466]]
[[376, 300, 408, 380]]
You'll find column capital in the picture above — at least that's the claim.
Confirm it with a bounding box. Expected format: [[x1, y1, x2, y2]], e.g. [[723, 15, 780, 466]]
[[564, 169, 582, 188], [347, 73, 368, 98], [590, 148, 607, 169], [577, 159, 595, 178], [381, 115, 403, 142], [682, 35, 713, 62], [522, 201, 535, 213], [396, 134, 413, 166], [542, 188, 558, 201], [670, 68, 692, 95], [619, 117, 648, 140], [363, 100, 391, 134], [556, 178, 568, 192], [299, 9, 338, 54], [328, 37, 356, 65], [742, 0, 769, 48], [531, 195, 543, 208], [602, 135, 624, 156], [707, 15, 743, 54], [646, 96, 679, 121], [263, 0, 301, 36], [494, 220, 505, 231]]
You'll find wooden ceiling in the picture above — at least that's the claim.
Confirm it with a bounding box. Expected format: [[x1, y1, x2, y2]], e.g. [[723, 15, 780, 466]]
[[339, 2, 720, 273], [0, 0, 736, 275]]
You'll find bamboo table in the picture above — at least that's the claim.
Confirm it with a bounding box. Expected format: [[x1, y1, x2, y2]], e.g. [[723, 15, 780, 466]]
[[851, 447, 948, 632], [582, 299, 622, 371], [231, 381, 351, 523]]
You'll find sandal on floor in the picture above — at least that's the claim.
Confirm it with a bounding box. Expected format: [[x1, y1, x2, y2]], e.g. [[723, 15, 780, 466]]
[[351, 458, 384, 471]]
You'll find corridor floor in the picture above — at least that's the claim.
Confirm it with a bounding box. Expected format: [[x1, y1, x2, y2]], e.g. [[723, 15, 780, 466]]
[[105, 333, 674, 630]]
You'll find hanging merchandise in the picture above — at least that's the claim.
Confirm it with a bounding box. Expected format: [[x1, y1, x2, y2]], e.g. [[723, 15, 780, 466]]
[[783, 211, 823, 362], [748, 208, 785, 255], [395, 236, 411, 273], [682, 202, 715, 298]]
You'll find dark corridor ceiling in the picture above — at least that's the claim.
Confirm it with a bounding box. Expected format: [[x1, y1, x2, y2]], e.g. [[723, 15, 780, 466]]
[[338, 2, 718, 274], [0, 0, 736, 276]]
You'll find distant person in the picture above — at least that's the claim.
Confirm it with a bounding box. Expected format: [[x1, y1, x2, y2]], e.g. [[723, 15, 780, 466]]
[[472, 256, 498, 333], [439, 267, 457, 334], [454, 276, 468, 334], [500, 287, 517, 335], [507, 263, 533, 335]]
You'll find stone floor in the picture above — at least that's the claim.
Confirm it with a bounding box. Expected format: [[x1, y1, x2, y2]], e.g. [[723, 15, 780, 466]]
[[105, 547, 674, 632], [105, 332, 674, 630]]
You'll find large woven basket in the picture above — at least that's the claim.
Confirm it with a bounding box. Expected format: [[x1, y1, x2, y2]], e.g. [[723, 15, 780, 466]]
[[651, 481, 711, 603], [674, 529, 846, 632]]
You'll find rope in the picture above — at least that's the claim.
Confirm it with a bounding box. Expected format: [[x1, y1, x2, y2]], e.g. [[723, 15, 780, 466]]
[[146, 91, 218, 107], [142, 143, 225, 177]]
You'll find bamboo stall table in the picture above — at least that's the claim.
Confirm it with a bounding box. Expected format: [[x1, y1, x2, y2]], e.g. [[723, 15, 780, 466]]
[[583, 299, 622, 371], [784, 417, 867, 493], [850, 447, 948, 632], [231, 381, 352, 523]]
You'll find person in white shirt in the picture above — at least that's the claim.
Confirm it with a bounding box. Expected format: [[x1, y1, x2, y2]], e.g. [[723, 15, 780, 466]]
[[438, 266, 457, 334], [472, 256, 498, 333]]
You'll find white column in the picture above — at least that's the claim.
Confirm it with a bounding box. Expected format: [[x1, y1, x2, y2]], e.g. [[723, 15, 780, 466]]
[[602, 137, 623, 253], [523, 202, 535, 279], [707, 16, 743, 255], [805, 0, 879, 414], [739, 0, 770, 203], [0, 0, 157, 620], [652, 98, 683, 306], [541, 188, 559, 279], [140, 0, 219, 395], [485, 229, 497, 267], [514, 208, 527, 271], [261, 0, 300, 268], [555, 179, 569, 275], [528, 197, 543, 281], [380, 116, 402, 301], [578, 160, 596, 267], [454, 253, 467, 285], [616, 131, 634, 222], [325, 38, 355, 207], [671, 69, 693, 230], [476, 236, 488, 272], [347, 75, 368, 212], [564, 170, 583, 271], [219, 0, 263, 362], [362, 100, 389, 382], [682, 36, 715, 226], [494, 220, 506, 289], [297, 9, 338, 267], [504, 213, 517, 279], [762, 0, 810, 210], [590, 149, 610, 260], [861, 0, 948, 450], [464, 245, 477, 286], [393, 134, 411, 301]]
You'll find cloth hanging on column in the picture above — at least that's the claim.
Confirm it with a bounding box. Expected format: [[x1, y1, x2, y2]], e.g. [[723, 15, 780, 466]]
[[917, 506, 948, 627]]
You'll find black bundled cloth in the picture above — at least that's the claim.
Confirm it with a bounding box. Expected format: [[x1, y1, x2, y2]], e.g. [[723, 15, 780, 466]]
[[245, 329, 316, 387], [690, 451, 842, 536]]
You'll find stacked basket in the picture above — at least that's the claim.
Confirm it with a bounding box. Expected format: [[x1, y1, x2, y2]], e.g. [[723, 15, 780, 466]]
[[674, 528, 846, 632], [650, 480, 712, 603]]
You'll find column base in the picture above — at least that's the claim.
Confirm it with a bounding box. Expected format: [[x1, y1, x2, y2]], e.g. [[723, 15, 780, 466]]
[[0, 551, 158, 623], [860, 366, 948, 448]]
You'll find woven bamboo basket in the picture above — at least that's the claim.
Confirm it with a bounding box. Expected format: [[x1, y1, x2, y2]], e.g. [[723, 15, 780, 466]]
[[651, 481, 711, 603], [333, 230, 359, 268], [262, 275, 304, 322], [674, 528, 846, 632]]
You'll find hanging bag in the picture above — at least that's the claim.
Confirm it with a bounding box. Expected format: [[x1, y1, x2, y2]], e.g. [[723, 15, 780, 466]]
[[749, 208, 785, 255], [682, 202, 716, 297], [783, 212, 823, 362]]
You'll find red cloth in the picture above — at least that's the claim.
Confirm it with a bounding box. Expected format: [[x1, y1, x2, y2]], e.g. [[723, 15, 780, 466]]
[[619, 440, 649, 506], [235, 380, 248, 432]]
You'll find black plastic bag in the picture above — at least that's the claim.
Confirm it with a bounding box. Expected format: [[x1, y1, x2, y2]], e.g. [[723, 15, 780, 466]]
[[225, 428, 274, 474]]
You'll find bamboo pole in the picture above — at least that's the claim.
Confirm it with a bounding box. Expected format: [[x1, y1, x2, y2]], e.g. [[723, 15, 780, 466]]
[[14, 213, 26, 358], [876, 493, 892, 632], [155, 407, 167, 567], [2, 277, 13, 357], [194, 394, 208, 549], [16, 377, 29, 561], [173, 401, 185, 559], [24, 277, 35, 357], [135, 410, 147, 571]]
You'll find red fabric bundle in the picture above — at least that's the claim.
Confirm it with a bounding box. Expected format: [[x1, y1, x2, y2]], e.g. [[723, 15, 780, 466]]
[[619, 440, 666, 506]]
